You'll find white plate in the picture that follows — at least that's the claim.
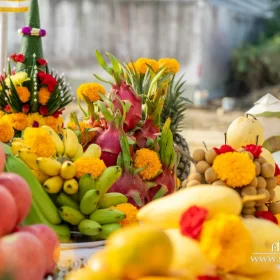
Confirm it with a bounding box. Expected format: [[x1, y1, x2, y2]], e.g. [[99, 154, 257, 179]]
[[59, 240, 105, 250]]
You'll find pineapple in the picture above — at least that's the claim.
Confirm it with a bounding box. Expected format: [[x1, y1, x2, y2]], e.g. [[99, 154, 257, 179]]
[[161, 75, 192, 182]]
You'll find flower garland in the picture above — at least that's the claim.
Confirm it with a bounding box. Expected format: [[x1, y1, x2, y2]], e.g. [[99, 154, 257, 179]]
[[18, 26, 46, 37]]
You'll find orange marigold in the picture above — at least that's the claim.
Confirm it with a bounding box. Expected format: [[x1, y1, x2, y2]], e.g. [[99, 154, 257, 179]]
[[67, 121, 95, 144], [74, 157, 106, 179], [77, 83, 106, 102], [16, 86, 30, 103], [134, 58, 159, 74], [158, 58, 180, 73], [10, 113, 27, 131], [0, 120, 14, 142], [44, 116, 63, 133], [111, 203, 138, 227], [38, 87, 51, 105]]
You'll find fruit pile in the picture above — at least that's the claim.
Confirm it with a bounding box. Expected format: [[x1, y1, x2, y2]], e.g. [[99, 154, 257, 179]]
[[67, 185, 280, 280], [0, 144, 59, 280]]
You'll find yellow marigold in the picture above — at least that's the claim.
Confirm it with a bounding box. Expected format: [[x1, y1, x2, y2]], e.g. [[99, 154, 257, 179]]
[[38, 87, 51, 105], [134, 148, 162, 180], [212, 152, 255, 188], [45, 116, 63, 133], [27, 113, 45, 127], [111, 203, 138, 227], [77, 83, 106, 102], [275, 214, 280, 226], [24, 128, 56, 157], [134, 58, 159, 74], [16, 86, 30, 103], [5, 72, 30, 87], [74, 157, 106, 179], [176, 177, 181, 189], [0, 120, 14, 142], [67, 121, 95, 145], [10, 113, 28, 131], [0, 111, 3, 118], [200, 213, 252, 272], [158, 58, 180, 73]]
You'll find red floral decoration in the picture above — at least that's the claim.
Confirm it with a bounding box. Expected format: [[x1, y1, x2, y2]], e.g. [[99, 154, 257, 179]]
[[275, 164, 280, 176], [213, 145, 235, 155], [22, 104, 30, 113], [4, 104, 11, 113], [37, 58, 47, 66], [243, 144, 262, 158], [255, 211, 278, 225], [10, 53, 25, 63], [38, 72, 57, 92], [180, 206, 208, 240], [39, 106, 49, 115], [198, 276, 221, 280], [52, 108, 65, 118]]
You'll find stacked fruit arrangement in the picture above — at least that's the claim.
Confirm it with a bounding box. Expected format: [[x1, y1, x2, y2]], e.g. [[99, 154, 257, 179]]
[[67, 185, 280, 280], [0, 144, 60, 280]]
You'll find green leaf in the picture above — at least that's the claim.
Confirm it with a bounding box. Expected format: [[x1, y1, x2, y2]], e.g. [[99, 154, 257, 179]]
[[95, 50, 113, 75]]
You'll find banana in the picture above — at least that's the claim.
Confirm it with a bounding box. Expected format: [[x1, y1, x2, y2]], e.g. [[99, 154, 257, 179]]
[[83, 144, 102, 158], [137, 185, 243, 229], [24, 200, 70, 243], [18, 148, 39, 170], [95, 166, 122, 197], [5, 154, 62, 225], [60, 160, 76, 179], [31, 169, 50, 184], [78, 219, 102, 236], [98, 192, 128, 208], [57, 193, 80, 210], [63, 128, 80, 159], [90, 208, 125, 225], [58, 206, 85, 225], [71, 144, 83, 161], [41, 125, 64, 156], [36, 157, 62, 176], [78, 174, 95, 201], [91, 223, 121, 241], [63, 178, 79, 194], [11, 141, 28, 155], [80, 189, 100, 215], [43, 176, 64, 194]]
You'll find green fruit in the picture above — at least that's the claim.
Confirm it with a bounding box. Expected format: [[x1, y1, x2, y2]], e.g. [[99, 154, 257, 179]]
[[98, 193, 128, 209], [58, 206, 85, 225], [57, 193, 80, 210], [80, 189, 100, 215], [91, 223, 121, 241], [78, 174, 95, 201], [90, 208, 125, 225], [78, 219, 102, 236]]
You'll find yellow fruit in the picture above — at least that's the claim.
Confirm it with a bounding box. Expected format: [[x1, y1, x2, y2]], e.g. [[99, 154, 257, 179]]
[[236, 218, 280, 275], [226, 114, 264, 149], [221, 274, 253, 280], [31, 169, 50, 184], [83, 144, 102, 158], [18, 148, 39, 170], [254, 268, 280, 280], [66, 268, 115, 280], [63, 178, 79, 194], [165, 229, 215, 278], [138, 277, 188, 280], [106, 225, 173, 279], [43, 176, 64, 194], [87, 250, 110, 273], [137, 185, 242, 229], [261, 148, 275, 172], [36, 157, 62, 176], [60, 161, 76, 179], [11, 141, 28, 155]]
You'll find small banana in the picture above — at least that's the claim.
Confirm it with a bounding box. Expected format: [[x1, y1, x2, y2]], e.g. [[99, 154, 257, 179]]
[[41, 125, 64, 156], [60, 160, 76, 180], [63, 178, 79, 194], [94, 166, 122, 197], [78, 219, 102, 236], [90, 208, 125, 225], [63, 128, 80, 159], [36, 157, 62, 176], [18, 148, 39, 170], [43, 176, 64, 194], [82, 144, 101, 158], [80, 189, 100, 215], [98, 192, 128, 209], [78, 174, 95, 201], [91, 223, 121, 241], [31, 169, 50, 184], [57, 193, 80, 210], [71, 144, 83, 161], [11, 141, 28, 156], [58, 206, 85, 225]]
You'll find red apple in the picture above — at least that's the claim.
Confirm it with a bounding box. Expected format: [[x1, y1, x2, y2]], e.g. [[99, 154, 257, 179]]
[[0, 144, 5, 173], [16, 225, 60, 274], [0, 187, 17, 237], [0, 173, 32, 224], [0, 232, 46, 280]]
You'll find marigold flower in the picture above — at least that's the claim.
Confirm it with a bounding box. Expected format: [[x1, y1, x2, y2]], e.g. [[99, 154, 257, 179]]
[[158, 58, 180, 73], [134, 58, 159, 74], [212, 152, 255, 188], [77, 83, 106, 102], [200, 213, 252, 272], [45, 116, 63, 133], [10, 113, 28, 131], [67, 121, 95, 145], [111, 203, 138, 227], [134, 148, 162, 180], [27, 113, 45, 128], [176, 177, 181, 188], [0, 120, 14, 142], [15, 86, 30, 103], [5, 72, 30, 87], [38, 87, 51, 105], [74, 157, 106, 179]]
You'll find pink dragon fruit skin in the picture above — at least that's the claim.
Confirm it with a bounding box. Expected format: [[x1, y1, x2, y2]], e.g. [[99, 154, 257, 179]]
[[112, 82, 142, 132]]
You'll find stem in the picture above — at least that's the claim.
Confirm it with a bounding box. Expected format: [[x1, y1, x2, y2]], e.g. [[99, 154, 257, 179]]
[[246, 113, 257, 120], [242, 193, 267, 203], [203, 141, 208, 151], [256, 135, 259, 145], [224, 132, 227, 145]]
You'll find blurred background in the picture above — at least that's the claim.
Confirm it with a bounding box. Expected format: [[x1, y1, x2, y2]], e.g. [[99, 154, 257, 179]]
[[5, 0, 280, 149]]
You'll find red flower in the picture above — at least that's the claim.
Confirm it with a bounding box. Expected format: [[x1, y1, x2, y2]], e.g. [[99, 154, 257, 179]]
[[255, 211, 278, 225], [37, 58, 47, 66], [38, 72, 57, 92], [275, 164, 280, 176], [52, 108, 65, 118], [180, 206, 208, 240], [4, 104, 11, 113], [10, 53, 17, 61], [15, 54, 25, 63], [198, 277, 221, 280], [39, 105, 49, 115], [22, 104, 30, 113], [243, 144, 262, 158], [213, 145, 235, 155]]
